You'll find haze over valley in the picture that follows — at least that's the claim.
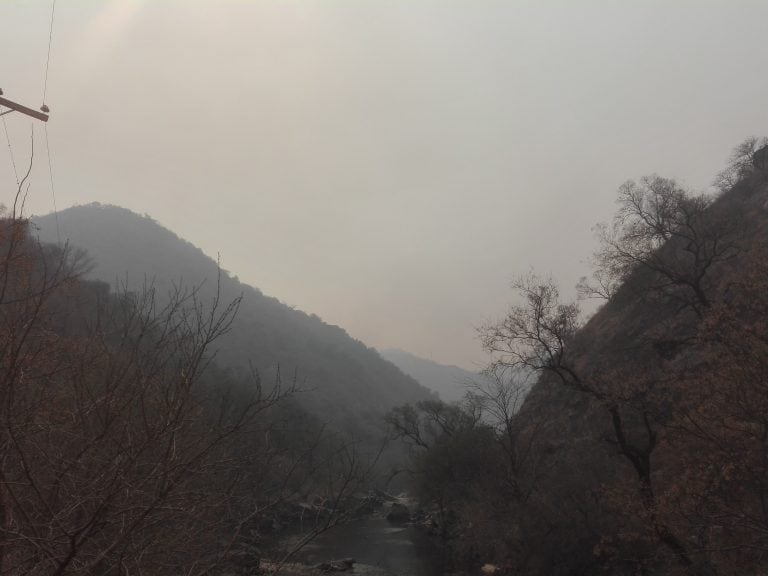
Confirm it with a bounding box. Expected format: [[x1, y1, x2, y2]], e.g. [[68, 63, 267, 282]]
[[3, 2, 768, 575], [5, 1, 768, 370]]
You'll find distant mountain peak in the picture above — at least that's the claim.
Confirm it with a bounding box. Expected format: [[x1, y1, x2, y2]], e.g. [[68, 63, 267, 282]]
[[379, 348, 487, 403]]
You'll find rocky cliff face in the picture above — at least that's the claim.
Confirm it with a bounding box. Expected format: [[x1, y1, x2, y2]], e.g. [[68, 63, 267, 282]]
[[506, 169, 768, 574]]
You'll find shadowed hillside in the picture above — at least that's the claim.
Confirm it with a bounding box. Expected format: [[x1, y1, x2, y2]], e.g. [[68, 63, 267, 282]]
[[503, 163, 768, 574], [33, 204, 434, 442], [383, 142, 768, 575]]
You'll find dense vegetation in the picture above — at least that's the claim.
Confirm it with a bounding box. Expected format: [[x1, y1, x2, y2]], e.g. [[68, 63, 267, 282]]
[[386, 138, 768, 575], [0, 195, 386, 573]]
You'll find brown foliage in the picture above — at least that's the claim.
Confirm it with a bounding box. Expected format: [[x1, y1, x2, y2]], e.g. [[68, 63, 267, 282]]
[[0, 211, 371, 575]]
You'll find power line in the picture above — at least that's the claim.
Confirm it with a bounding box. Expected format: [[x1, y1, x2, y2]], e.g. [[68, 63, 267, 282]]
[[0, 1, 59, 224], [1, 110, 20, 186], [41, 0, 61, 242], [42, 0, 58, 108], [44, 124, 61, 243]]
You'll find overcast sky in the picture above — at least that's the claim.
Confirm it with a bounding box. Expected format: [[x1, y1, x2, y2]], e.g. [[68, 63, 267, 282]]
[[2, 1, 767, 369]]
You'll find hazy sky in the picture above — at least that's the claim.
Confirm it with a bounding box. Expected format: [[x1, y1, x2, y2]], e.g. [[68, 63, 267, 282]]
[[2, 1, 767, 369]]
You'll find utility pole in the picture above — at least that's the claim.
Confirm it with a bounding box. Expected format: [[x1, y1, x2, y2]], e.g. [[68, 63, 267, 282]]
[[0, 89, 49, 122]]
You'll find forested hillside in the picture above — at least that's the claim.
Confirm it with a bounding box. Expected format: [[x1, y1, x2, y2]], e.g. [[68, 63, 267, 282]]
[[33, 204, 434, 442], [0, 212, 381, 574], [386, 139, 768, 575]]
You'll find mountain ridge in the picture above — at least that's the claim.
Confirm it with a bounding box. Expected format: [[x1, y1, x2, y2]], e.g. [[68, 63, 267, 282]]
[[379, 347, 488, 403], [33, 203, 435, 438]]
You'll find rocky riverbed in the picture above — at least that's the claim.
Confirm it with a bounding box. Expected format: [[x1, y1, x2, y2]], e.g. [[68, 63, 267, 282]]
[[263, 494, 446, 576]]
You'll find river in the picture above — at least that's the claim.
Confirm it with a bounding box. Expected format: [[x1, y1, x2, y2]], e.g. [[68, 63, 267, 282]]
[[291, 512, 446, 576]]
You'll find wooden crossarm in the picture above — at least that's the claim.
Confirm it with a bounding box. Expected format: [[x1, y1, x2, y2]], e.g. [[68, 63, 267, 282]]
[[0, 95, 49, 122]]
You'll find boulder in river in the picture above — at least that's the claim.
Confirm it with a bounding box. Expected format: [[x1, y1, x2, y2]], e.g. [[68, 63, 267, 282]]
[[315, 558, 355, 572], [386, 502, 411, 524]]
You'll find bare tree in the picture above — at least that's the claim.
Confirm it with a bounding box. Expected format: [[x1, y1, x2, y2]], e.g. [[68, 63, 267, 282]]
[[481, 273, 582, 391], [385, 399, 480, 454], [480, 273, 702, 571], [466, 370, 540, 503], [579, 176, 740, 316], [0, 194, 370, 574], [714, 136, 768, 192]]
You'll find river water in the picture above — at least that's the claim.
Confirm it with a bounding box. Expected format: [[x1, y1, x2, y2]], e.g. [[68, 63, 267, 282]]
[[292, 513, 446, 576]]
